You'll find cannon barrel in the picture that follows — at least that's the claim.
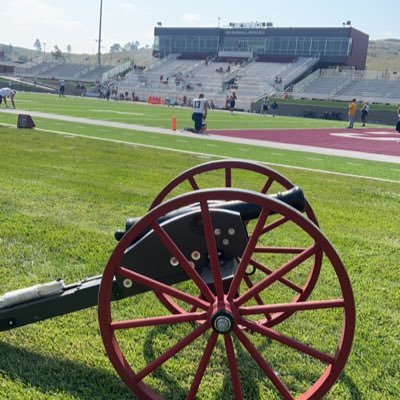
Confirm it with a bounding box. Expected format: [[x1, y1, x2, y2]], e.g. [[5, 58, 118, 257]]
[[115, 186, 305, 241], [0, 186, 305, 331]]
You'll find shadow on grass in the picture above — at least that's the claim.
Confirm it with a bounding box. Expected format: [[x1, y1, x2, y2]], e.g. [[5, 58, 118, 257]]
[[141, 323, 362, 399], [142, 324, 264, 399], [339, 372, 363, 400], [0, 342, 134, 400], [0, 335, 362, 400]]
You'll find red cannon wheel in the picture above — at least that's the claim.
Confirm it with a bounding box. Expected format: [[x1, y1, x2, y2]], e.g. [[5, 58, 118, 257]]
[[150, 160, 318, 220], [150, 160, 320, 327], [99, 189, 355, 400]]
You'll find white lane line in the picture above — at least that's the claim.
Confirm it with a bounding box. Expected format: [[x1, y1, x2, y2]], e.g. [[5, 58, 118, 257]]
[[2, 121, 399, 184], [2, 107, 399, 164], [32, 126, 400, 184]]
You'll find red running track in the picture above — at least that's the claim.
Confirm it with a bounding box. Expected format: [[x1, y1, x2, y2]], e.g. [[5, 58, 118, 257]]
[[208, 128, 400, 157]]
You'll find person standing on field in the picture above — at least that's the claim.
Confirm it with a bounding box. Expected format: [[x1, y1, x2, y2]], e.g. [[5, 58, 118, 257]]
[[229, 92, 237, 114], [261, 97, 269, 115], [271, 100, 278, 117], [347, 98, 357, 128], [395, 105, 400, 134], [59, 79, 65, 97], [361, 101, 369, 126]]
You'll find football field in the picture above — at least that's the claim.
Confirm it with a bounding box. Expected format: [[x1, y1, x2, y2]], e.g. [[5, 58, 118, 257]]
[[0, 92, 399, 399]]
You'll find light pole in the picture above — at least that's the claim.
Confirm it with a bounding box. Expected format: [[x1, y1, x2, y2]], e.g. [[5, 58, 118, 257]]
[[97, 0, 103, 67], [43, 42, 46, 61], [217, 18, 221, 54]]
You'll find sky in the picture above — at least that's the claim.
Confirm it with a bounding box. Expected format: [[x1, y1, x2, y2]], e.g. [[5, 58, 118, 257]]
[[1, 0, 400, 55]]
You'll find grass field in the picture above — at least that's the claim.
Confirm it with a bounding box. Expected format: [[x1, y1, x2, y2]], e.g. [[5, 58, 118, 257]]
[[0, 92, 399, 399]]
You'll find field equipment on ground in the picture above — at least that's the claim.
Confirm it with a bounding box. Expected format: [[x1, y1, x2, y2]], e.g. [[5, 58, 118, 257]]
[[0, 160, 355, 400]]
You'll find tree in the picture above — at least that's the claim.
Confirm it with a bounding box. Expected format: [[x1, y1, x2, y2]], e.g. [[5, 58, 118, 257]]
[[66, 44, 72, 62], [110, 43, 122, 53], [18, 55, 28, 62], [51, 45, 63, 60], [123, 41, 139, 51], [34, 39, 41, 52]]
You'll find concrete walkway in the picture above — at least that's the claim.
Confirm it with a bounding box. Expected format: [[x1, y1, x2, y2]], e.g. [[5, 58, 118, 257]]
[[1, 108, 399, 164]]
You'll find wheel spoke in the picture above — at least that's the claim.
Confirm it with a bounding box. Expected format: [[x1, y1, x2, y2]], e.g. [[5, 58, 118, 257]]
[[200, 199, 224, 300], [254, 246, 305, 254], [225, 167, 232, 187], [235, 245, 317, 306], [234, 327, 295, 400], [135, 321, 210, 381], [227, 208, 271, 301], [188, 175, 200, 190], [151, 222, 215, 303], [249, 258, 304, 293], [224, 334, 244, 399], [260, 215, 289, 235], [111, 311, 208, 330], [239, 318, 336, 365], [187, 331, 219, 399], [243, 274, 272, 321], [260, 176, 274, 194], [116, 266, 210, 310], [158, 292, 203, 314], [239, 298, 345, 316]]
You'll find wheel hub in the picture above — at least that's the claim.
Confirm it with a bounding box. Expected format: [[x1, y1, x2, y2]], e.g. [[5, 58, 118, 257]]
[[211, 310, 234, 334]]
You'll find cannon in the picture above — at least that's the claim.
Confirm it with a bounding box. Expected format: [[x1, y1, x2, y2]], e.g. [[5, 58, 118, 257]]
[[0, 160, 355, 400]]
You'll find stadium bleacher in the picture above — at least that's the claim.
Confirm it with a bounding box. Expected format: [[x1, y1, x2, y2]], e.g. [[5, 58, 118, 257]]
[[14, 61, 114, 83], [293, 69, 400, 103], [114, 55, 295, 110], [11, 50, 400, 106], [299, 76, 350, 95], [336, 77, 400, 100]]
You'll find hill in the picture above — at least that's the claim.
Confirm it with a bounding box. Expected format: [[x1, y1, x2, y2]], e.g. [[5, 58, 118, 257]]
[[1, 39, 399, 71], [366, 39, 400, 71], [0, 43, 153, 67]]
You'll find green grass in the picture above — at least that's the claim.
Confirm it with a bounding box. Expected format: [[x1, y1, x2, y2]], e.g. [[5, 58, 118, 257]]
[[0, 93, 400, 399], [3, 92, 400, 182]]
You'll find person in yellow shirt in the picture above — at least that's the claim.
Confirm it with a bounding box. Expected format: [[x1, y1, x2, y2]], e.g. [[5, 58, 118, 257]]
[[347, 98, 357, 128]]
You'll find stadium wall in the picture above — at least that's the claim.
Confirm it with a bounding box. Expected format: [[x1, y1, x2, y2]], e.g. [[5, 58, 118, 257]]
[[347, 28, 369, 70], [250, 101, 396, 125], [153, 26, 369, 70]]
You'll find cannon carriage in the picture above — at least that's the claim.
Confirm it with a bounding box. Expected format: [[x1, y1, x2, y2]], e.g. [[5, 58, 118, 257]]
[[0, 160, 355, 400]]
